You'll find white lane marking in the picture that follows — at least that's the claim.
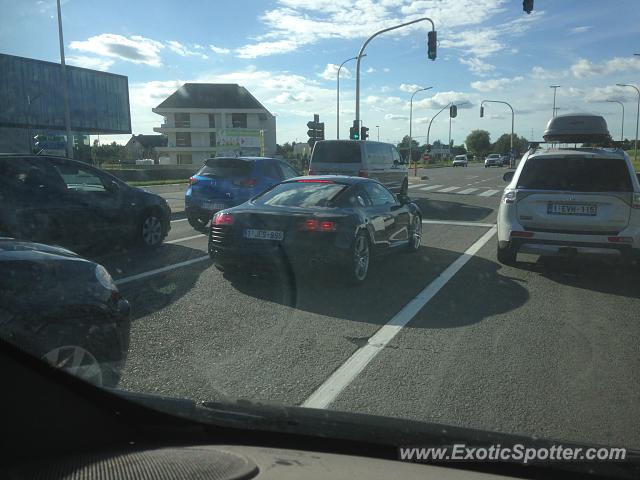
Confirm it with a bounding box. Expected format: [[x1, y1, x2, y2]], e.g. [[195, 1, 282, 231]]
[[436, 186, 460, 193], [465, 176, 479, 179], [413, 184, 443, 191], [457, 188, 479, 195], [478, 189, 500, 197], [115, 255, 210, 286], [422, 220, 495, 228], [166, 234, 206, 244], [302, 226, 497, 409], [171, 218, 188, 223]]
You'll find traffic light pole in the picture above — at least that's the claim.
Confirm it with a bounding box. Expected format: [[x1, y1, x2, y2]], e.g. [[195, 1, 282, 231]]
[[56, 0, 73, 159], [480, 100, 515, 167], [337, 54, 365, 139], [355, 17, 435, 128], [409, 86, 432, 168]]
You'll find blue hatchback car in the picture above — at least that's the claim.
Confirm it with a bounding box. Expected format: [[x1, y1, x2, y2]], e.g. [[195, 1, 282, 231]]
[[185, 157, 300, 231]]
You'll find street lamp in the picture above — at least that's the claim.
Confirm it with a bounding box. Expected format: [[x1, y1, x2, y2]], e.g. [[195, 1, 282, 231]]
[[375, 125, 380, 141], [616, 83, 640, 162], [606, 100, 625, 142], [409, 86, 432, 165], [420, 102, 451, 175], [480, 100, 515, 167], [550, 85, 561, 118], [56, 0, 73, 159], [448, 101, 469, 160], [336, 54, 366, 139], [355, 17, 436, 126]]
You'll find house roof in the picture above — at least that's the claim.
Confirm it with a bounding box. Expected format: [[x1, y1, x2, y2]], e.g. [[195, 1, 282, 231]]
[[130, 135, 167, 148], [155, 83, 270, 111]]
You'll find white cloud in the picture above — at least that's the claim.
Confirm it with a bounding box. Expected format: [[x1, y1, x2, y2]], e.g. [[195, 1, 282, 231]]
[[571, 56, 640, 78], [319, 63, 349, 81], [459, 57, 495, 76], [569, 26, 591, 34], [364, 95, 405, 109], [585, 85, 638, 103], [167, 40, 209, 59], [269, 92, 314, 104], [66, 55, 114, 71], [236, 38, 301, 59], [209, 44, 231, 54], [414, 91, 473, 110], [69, 33, 164, 66], [366, 67, 376, 74], [385, 113, 409, 121], [383, 68, 390, 73], [470, 76, 523, 92], [529, 65, 567, 80], [399, 83, 424, 93]]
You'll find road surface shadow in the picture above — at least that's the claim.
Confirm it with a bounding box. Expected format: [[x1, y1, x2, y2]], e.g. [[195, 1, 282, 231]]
[[226, 246, 528, 328], [410, 198, 494, 222], [515, 256, 640, 299]]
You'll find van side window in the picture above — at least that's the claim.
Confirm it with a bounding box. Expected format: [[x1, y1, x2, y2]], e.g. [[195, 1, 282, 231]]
[[392, 147, 401, 163]]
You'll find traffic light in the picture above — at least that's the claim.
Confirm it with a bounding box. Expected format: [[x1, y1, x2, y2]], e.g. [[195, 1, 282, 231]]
[[523, 0, 534, 14], [449, 105, 457, 118], [427, 30, 437, 60], [480, 105, 485, 118], [360, 126, 369, 141], [349, 120, 360, 140], [307, 114, 325, 147]]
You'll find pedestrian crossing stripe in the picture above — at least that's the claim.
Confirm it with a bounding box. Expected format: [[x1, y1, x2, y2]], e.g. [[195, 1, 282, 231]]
[[408, 184, 502, 197], [437, 186, 460, 193], [478, 189, 500, 197], [415, 184, 443, 191], [457, 188, 480, 194]]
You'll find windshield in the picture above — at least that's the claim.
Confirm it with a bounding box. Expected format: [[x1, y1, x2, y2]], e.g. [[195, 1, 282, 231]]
[[253, 182, 346, 207], [518, 156, 633, 191], [311, 142, 361, 163], [2, 0, 640, 473]]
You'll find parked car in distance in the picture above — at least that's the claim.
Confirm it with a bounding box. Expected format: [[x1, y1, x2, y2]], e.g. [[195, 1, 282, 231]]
[[497, 143, 640, 265], [208, 176, 422, 285], [185, 157, 300, 231], [484, 153, 503, 167], [0, 237, 130, 387], [308, 140, 409, 195], [452, 154, 468, 167], [0, 155, 171, 252]]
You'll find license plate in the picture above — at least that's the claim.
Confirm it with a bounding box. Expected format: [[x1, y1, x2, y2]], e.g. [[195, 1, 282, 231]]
[[547, 203, 597, 216], [203, 201, 226, 211], [243, 229, 284, 241]]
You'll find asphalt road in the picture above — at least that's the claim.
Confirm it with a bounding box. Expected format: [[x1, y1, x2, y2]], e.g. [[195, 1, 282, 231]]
[[96, 163, 640, 451]]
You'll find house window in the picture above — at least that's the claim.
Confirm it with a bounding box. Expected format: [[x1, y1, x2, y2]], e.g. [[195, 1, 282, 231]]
[[208, 114, 216, 128], [175, 132, 191, 147], [174, 113, 190, 128], [209, 132, 217, 147], [177, 154, 192, 165], [232, 113, 247, 128]]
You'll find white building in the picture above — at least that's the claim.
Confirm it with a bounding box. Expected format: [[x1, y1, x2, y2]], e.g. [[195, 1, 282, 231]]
[[152, 83, 276, 165]]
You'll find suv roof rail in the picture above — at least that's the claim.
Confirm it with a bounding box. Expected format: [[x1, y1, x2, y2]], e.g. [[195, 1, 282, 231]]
[[526, 142, 627, 158]]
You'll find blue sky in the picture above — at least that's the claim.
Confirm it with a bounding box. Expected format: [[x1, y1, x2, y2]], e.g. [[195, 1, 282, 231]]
[[2, 0, 639, 146]]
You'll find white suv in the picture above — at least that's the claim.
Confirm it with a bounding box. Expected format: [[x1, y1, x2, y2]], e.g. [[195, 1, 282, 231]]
[[497, 147, 640, 264], [452, 154, 468, 167]]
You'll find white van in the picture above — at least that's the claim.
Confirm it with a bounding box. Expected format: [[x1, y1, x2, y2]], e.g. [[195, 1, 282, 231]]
[[308, 140, 409, 195]]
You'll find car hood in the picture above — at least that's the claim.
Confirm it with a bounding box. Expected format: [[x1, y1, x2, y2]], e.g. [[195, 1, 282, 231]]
[[0, 237, 84, 262]]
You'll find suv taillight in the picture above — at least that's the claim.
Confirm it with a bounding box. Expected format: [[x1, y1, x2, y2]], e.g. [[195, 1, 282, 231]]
[[188, 176, 198, 186]]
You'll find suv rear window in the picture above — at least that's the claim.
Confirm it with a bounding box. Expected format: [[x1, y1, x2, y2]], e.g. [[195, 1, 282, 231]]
[[312, 142, 361, 163], [198, 158, 253, 178], [517, 156, 633, 192]]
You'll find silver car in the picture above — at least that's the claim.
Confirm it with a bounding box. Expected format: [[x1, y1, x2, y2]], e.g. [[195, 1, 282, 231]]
[[452, 154, 468, 167]]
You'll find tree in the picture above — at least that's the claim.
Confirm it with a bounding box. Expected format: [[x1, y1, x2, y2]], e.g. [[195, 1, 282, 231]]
[[465, 129, 491, 157], [491, 133, 528, 155], [397, 135, 420, 162], [276, 142, 294, 159]]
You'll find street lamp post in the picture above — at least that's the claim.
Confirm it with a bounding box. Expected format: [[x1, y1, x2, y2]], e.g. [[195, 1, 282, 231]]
[[481, 100, 515, 167], [336, 54, 366, 139], [419, 102, 451, 175], [606, 100, 625, 142], [447, 101, 469, 160], [375, 125, 380, 141], [616, 83, 639, 162], [56, 0, 73, 159], [355, 17, 435, 126], [409, 86, 432, 166], [550, 85, 561, 118]]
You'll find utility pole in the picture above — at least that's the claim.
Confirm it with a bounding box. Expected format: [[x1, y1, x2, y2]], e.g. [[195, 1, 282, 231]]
[[606, 100, 625, 142], [376, 125, 380, 141], [336, 54, 365, 139], [57, 0, 73, 159], [550, 85, 561, 118], [616, 83, 639, 162]]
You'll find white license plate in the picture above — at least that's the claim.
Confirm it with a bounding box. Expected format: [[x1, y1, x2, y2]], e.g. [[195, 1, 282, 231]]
[[243, 229, 284, 241], [203, 201, 226, 211], [547, 203, 597, 216]]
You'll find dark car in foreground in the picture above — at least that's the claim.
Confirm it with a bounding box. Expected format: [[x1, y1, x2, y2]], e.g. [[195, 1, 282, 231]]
[[208, 176, 423, 284], [0, 238, 130, 387], [185, 156, 300, 231], [0, 155, 171, 252]]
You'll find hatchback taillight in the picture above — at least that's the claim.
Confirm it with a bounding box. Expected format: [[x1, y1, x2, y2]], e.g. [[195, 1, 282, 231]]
[[233, 178, 258, 187], [188, 176, 198, 186], [213, 213, 234, 225]]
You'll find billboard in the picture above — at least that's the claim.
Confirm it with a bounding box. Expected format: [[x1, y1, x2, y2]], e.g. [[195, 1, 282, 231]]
[[216, 129, 261, 148], [0, 53, 131, 134]]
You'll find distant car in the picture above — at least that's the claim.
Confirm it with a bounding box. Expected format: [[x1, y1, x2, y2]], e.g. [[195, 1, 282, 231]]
[[0, 238, 130, 387], [484, 154, 502, 167], [185, 157, 300, 231], [308, 140, 409, 195], [208, 176, 423, 285], [497, 114, 640, 265], [0, 155, 171, 251], [452, 154, 468, 167], [500, 155, 511, 166]]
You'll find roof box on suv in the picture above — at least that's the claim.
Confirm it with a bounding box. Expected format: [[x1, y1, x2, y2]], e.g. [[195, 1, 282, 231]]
[[543, 113, 611, 143]]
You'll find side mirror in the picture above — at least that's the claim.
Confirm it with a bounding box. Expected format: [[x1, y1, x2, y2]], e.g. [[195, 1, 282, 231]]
[[503, 171, 515, 183]]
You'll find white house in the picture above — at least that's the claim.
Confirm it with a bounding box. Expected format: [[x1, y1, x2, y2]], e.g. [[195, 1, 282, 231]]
[[152, 83, 276, 165]]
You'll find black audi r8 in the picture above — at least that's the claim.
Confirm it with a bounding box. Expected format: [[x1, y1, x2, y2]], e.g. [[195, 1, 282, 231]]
[[208, 176, 423, 284]]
